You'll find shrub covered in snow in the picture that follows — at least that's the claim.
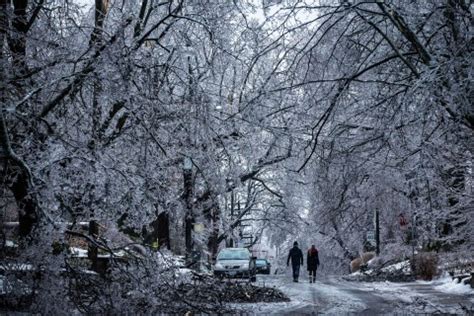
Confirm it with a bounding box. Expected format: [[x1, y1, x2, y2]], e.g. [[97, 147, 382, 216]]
[[410, 252, 439, 281]]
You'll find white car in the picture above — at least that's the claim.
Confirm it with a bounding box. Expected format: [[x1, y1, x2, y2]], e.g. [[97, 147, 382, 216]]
[[213, 248, 257, 282]]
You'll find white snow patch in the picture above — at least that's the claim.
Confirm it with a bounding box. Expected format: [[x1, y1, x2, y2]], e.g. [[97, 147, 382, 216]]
[[433, 276, 473, 295], [69, 247, 89, 257], [350, 280, 420, 304], [177, 268, 192, 275], [367, 257, 377, 268], [0, 263, 34, 271], [350, 259, 411, 277], [5, 240, 18, 248], [380, 260, 410, 273], [69, 247, 135, 258]]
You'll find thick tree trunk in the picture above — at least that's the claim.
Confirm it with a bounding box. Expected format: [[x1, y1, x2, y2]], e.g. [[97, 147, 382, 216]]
[[0, 0, 37, 236], [0, 112, 38, 236], [90, 0, 109, 46], [8, 0, 28, 74], [183, 165, 194, 255], [143, 212, 170, 249], [90, 0, 109, 147], [205, 205, 220, 260]]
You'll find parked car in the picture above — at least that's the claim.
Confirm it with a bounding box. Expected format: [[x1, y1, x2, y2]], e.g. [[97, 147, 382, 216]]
[[255, 259, 271, 274], [213, 248, 257, 282]]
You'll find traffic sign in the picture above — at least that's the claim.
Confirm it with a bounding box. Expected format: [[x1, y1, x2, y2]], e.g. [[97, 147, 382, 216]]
[[367, 231, 376, 246]]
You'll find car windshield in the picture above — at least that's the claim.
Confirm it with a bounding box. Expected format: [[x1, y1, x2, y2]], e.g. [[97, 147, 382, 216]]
[[217, 249, 249, 260], [256, 259, 267, 266]]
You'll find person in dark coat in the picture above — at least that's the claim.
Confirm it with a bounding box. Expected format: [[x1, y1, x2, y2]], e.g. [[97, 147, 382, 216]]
[[307, 244, 320, 283], [287, 241, 304, 282]]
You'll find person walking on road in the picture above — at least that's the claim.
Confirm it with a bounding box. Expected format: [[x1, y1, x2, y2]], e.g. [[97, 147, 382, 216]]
[[287, 241, 304, 282], [307, 244, 320, 283]]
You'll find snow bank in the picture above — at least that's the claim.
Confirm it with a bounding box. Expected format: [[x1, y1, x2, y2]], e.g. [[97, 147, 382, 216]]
[[350, 259, 411, 275], [348, 259, 413, 282], [433, 276, 473, 295]]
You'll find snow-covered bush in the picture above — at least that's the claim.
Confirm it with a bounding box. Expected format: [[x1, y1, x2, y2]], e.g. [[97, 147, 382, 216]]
[[411, 252, 439, 281]]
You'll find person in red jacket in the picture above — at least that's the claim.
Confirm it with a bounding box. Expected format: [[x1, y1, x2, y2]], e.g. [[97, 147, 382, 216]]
[[307, 245, 320, 283]]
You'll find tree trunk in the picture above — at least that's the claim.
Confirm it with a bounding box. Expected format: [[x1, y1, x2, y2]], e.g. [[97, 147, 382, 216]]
[[8, 0, 28, 74], [0, 113, 38, 236], [183, 165, 193, 255], [205, 205, 220, 260], [90, 0, 109, 147], [90, 0, 109, 46], [0, 0, 37, 236]]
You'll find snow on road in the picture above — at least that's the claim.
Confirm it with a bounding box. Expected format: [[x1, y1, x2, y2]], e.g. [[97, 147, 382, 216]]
[[239, 274, 365, 315], [235, 273, 474, 315]]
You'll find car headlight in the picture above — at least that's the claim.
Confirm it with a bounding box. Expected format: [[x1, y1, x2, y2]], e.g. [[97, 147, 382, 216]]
[[215, 262, 224, 270], [241, 263, 249, 269]]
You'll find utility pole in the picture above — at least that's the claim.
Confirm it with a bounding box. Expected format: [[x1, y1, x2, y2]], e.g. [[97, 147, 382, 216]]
[[411, 213, 417, 259], [229, 191, 234, 247], [183, 157, 194, 258], [374, 209, 380, 255]]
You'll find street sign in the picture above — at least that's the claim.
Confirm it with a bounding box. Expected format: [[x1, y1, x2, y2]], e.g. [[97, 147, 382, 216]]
[[193, 223, 204, 233], [367, 231, 376, 246], [183, 157, 192, 170]]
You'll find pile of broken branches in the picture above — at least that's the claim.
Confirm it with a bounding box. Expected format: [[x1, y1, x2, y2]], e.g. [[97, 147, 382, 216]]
[[173, 272, 289, 310], [177, 280, 290, 304]]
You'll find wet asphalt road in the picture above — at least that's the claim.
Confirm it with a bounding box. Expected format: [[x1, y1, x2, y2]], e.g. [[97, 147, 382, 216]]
[[243, 274, 474, 315]]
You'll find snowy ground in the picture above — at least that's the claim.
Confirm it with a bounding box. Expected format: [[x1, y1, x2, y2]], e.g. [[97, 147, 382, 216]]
[[234, 273, 474, 315]]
